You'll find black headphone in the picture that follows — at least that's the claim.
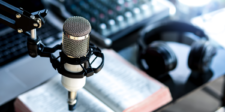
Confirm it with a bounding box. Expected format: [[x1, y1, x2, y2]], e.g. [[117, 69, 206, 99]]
[[138, 21, 217, 78]]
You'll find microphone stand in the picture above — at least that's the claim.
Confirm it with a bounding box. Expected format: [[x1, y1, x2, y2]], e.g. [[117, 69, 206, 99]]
[[0, 1, 104, 110]]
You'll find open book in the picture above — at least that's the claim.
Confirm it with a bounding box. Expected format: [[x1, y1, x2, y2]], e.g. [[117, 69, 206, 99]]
[[14, 49, 172, 112]]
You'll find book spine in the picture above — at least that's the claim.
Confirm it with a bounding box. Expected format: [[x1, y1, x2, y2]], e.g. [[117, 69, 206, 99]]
[[14, 98, 32, 112], [123, 87, 172, 112]]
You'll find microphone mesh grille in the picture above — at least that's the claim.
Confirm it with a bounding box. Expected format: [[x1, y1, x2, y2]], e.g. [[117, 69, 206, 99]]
[[62, 34, 89, 58], [63, 16, 91, 37]]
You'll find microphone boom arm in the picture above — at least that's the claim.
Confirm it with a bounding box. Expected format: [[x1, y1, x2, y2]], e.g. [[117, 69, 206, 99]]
[[0, 0, 48, 57], [0, 0, 47, 33]]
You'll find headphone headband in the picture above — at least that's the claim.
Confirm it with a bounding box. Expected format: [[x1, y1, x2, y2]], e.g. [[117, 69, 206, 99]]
[[142, 21, 208, 44], [138, 21, 209, 52]]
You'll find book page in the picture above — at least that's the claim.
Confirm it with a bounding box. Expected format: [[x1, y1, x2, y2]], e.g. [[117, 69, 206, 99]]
[[85, 50, 161, 112], [18, 75, 114, 112]]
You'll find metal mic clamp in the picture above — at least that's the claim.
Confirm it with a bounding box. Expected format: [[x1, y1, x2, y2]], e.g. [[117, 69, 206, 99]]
[[49, 43, 104, 78]]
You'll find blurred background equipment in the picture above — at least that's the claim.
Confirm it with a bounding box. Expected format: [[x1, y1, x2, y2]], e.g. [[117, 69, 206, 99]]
[[191, 8, 225, 49], [178, 0, 212, 7], [43, 0, 175, 47], [170, 0, 225, 21]]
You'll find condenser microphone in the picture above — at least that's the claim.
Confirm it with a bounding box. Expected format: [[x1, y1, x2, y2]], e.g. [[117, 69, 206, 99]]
[[61, 16, 91, 111]]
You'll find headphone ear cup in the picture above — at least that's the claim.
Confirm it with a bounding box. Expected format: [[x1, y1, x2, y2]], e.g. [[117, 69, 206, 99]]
[[188, 40, 217, 72], [141, 41, 177, 76]]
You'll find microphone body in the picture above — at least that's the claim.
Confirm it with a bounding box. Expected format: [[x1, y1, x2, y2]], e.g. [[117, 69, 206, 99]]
[[61, 65, 86, 109], [60, 16, 91, 110]]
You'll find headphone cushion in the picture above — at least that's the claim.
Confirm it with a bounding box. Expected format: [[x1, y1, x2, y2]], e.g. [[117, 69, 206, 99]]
[[188, 41, 216, 71], [142, 41, 177, 75]]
